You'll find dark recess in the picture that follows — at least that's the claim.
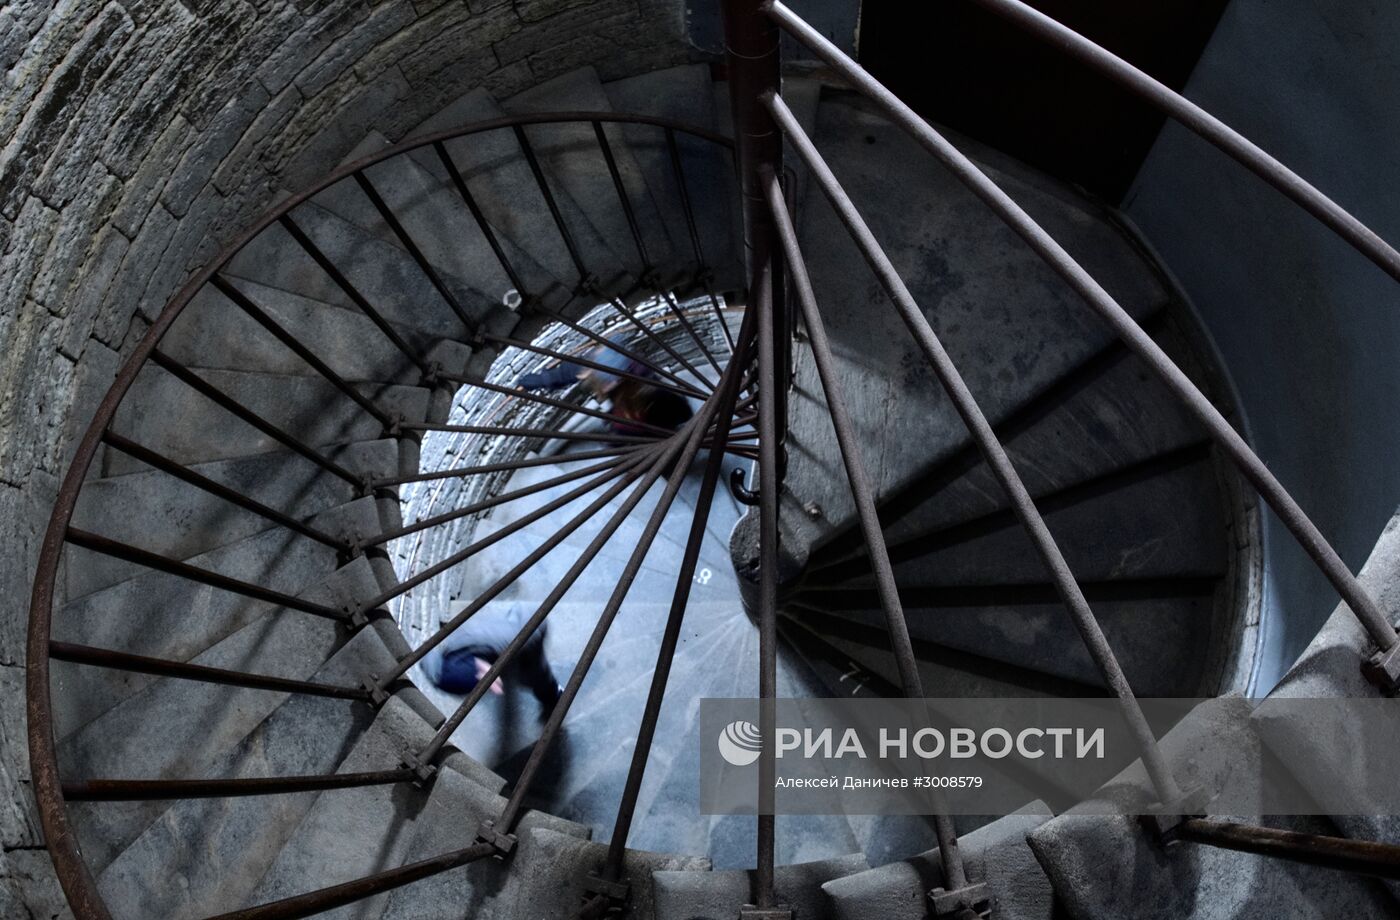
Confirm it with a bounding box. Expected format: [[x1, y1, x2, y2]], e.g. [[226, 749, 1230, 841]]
[[857, 0, 1231, 202]]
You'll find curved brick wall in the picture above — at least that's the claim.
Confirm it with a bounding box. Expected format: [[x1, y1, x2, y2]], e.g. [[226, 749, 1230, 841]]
[[0, 0, 692, 908]]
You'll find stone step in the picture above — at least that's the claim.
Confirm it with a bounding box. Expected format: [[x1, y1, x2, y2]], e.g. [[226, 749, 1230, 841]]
[[59, 554, 382, 875], [1252, 509, 1400, 902], [602, 64, 737, 276], [54, 495, 383, 668], [1026, 696, 1398, 918], [805, 587, 1219, 697], [245, 696, 506, 920], [162, 277, 477, 388], [817, 455, 1227, 587], [652, 854, 868, 920], [67, 440, 397, 599], [225, 197, 479, 345], [487, 826, 708, 920], [806, 315, 1216, 562], [107, 364, 428, 474], [405, 87, 604, 296], [502, 65, 673, 280], [92, 624, 401, 920], [777, 89, 1170, 563], [378, 766, 591, 920], [310, 131, 528, 334], [821, 804, 1054, 920]]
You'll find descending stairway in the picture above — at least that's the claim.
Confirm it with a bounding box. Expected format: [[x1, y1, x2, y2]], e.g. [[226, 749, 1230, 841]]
[[24, 31, 1400, 920]]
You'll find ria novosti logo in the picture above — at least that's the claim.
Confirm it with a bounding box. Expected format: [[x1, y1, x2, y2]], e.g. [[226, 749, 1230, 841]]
[[717, 720, 763, 766]]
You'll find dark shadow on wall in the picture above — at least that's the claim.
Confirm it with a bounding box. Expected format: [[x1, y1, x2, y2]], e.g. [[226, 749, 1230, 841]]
[[857, 0, 1230, 203]]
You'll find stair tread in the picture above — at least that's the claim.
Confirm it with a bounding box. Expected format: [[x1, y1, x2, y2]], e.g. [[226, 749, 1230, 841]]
[[405, 87, 598, 295], [60, 554, 382, 874], [502, 65, 672, 278], [93, 624, 396, 920], [602, 64, 736, 273], [822, 803, 1054, 920], [163, 278, 475, 387], [225, 198, 481, 342], [108, 364, 428, 474]]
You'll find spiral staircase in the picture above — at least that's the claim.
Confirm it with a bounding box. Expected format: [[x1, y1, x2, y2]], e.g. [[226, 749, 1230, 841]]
[[24, 1, 1400, 918]]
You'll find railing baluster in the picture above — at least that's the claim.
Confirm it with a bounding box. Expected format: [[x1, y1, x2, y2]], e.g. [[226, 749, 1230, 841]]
[[353, 170, 479, 336], [355, 458, 640, 614], [101, 431, 351, 553], [512, 124, 590, 284], [524, 301, 708, 397], [278, 215, 432, 377], [603, 294, 718, 389], [764, 90, 1186, 808], [365, 455, 627, 546], [64, 528, 350, 623], [376, 448, 659, 690], [210, 275, 395, 430], [591, 301, 758, 910], [49, 641, 371, 700], [62, 770, 411, 802], [148, 350, 361, 486], [763, 0, 1400, 688], [592, 120, 652, 271], [483, 331, 708, 401], [665, 126, 736, 352], [763, 167, 976, 898], [370, 445, 640, 489], [657, 289, 728, 379], [433, 139, 529, 297], [437, 370, 677, 438], [490, 369, 738, 836], [201, 844, 494, 920]]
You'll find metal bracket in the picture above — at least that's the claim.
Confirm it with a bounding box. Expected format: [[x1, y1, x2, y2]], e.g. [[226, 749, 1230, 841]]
[[476, 819, 518, 857], [581, 872, 629, 902], [575, 274, 600, 298], [1363, 639, 1400, 695], [1139, 784, 1212, 844], [928, 881, 990, 917], [363, 673, 391, 707], [739, 906, 793, 920], [730, 466, 760, 506], [401, 750, 438, 786], [420, 361, 442, 387]]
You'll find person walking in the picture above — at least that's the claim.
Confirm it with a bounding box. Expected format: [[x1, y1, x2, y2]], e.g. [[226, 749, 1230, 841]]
[[422, 599, 564, 718], [516, 336, 694, 436]]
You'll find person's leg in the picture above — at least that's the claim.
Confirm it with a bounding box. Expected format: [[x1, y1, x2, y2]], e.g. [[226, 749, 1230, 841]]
[[514, 631, 563, 708]]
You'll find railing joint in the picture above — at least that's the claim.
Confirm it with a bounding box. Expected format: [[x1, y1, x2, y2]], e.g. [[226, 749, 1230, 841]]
[[401, 749, 439, 786], [928, 880, 990, 918], [1362, 637, 1400, 695], [364, 674, 392, 708], [475, 819, 518, 857], [1138, 784, 1212, 845], [420, 360, 443, 388], [575, 274, 600, 299], [581, 872, 629, 903], [739, 906, 793, 920]]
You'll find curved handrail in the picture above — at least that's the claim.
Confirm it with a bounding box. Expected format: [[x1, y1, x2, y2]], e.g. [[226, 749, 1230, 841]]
[[26, 112, 734, 920]]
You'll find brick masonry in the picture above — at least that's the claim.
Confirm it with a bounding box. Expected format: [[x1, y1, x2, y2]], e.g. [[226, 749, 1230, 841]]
[[0, 0, 696, 910]]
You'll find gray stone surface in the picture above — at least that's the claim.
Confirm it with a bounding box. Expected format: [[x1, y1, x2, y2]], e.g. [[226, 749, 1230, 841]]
[[106, 365, 428, 473], [492, 826, 709, 920], [93, 625, 395, 920], [822, 804, 1053, 920], [652, 853, 867, 920]]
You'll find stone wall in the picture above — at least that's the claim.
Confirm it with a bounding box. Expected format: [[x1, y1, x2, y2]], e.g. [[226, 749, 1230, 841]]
[[0, 0, 694, 911]]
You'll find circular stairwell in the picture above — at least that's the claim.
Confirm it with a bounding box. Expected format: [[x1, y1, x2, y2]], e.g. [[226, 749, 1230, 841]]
[[26, 61, 1400, 920]]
